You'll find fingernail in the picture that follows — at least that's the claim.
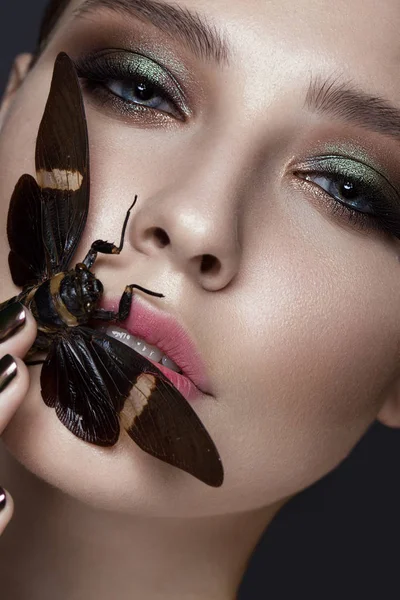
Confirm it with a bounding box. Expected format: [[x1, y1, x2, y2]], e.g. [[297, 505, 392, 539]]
[[0, 302, 26, 342], [0, 488, 6, 511], [0, 355, 17, 392]]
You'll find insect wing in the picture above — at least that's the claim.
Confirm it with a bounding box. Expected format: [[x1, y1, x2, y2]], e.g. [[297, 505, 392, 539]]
[[89, 329, 224, 488], [41, 326, 224, 487], [6, 53, 89, 286], [7, 174, 48, 286], [35, 52, 90, 275], [41, 330, 120, 446], [123, 371, 224, 488]]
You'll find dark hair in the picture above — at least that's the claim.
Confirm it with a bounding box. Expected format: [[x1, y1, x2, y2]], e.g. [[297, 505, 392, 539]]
[[36, 0, 70, 54]]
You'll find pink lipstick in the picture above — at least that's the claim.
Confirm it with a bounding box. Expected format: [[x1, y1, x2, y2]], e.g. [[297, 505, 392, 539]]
[[99, 296, 211, 402]]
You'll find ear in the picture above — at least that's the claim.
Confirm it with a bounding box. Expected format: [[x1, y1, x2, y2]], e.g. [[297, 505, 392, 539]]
[[0, 53, 34, 130], [376, 377, 400, 428]]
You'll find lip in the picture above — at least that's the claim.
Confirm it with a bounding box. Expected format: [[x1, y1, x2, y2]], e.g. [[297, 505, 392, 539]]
[[100, 295, 211, 401]]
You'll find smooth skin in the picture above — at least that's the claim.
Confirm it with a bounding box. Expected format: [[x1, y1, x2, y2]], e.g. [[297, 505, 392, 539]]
[[1, 0, 400, 598]]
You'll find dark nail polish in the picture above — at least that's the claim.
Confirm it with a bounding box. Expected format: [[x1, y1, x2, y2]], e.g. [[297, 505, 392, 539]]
[[0, 302, 26, 342], [0, 487, 6, 511], [0, 355, 17, 392]]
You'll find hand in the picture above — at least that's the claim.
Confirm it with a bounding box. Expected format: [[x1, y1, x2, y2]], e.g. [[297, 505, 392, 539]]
[[0, 301, 37, 535]]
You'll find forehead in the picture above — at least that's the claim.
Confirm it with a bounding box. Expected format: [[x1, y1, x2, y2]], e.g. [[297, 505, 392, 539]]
[[64, 0, 400, 72], [58, 0, 400, 117]]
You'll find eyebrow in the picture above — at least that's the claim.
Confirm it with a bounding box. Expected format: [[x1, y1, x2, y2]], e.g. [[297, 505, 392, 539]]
[[305, 75, 400, 144], [73, 0, 230, 65]]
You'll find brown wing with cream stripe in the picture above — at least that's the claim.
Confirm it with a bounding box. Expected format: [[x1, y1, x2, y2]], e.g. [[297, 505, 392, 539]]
[[35, 52, 89, 275], [40, 326, 224, 487], [122, 374, 224, 488], [7, 52, 89, 287]]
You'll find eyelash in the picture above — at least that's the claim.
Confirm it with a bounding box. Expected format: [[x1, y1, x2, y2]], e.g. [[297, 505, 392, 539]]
[[294, 163, 400, 240], [74, 51, 188, 121]]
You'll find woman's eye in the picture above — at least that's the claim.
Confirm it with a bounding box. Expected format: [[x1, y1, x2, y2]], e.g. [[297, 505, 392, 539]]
[[106, 78, 174, 114], [74, 50, 190, 121], [293, 155, 400, 239], [301, 172, 375, 214]]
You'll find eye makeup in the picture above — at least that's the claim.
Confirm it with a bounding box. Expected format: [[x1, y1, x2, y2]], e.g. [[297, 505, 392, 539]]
[[63, 13, 400, 243], [74, 49, 191, 122], [56, 8, 211, 120], [292, 152, 400, 239]]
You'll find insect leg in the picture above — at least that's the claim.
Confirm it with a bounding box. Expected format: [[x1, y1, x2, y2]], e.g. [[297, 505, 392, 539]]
[[91, 309, 116, 321], [117, 285, 164, 321], [25, 334, 51, 365], [92, 284, 164, 323], [82, 196, 138, 269]]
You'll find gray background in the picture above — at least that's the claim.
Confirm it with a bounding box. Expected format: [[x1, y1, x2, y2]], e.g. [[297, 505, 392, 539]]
[[0, 1, 46, 95], [1, 2, 400, 599]]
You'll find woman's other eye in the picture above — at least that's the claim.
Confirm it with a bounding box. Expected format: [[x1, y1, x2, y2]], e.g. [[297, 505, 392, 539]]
[[293, 155, 400, 239], [74, 50, 190, 121], [300, 172, 375, 215]]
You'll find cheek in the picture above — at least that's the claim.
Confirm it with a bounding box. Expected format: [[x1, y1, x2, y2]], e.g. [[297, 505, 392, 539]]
[[208, 225, 400, 510]]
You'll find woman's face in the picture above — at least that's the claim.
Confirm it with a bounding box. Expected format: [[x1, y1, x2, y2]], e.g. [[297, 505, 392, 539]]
[[1, 0, 400, 517]]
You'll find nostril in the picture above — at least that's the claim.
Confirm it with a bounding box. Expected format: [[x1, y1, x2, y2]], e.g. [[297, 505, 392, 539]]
[[200, 254, 221, 275], [151, 227, 170, 248]]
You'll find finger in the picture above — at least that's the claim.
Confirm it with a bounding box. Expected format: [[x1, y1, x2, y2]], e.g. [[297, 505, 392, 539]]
[[0, 487, 14, 536], [0, 355, 29, 435], [0, 303, 37, 358], [0, 304, 35, 539]]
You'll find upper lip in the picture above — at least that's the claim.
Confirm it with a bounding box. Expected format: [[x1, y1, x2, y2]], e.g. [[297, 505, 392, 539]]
[[100, 295, 211, 393]]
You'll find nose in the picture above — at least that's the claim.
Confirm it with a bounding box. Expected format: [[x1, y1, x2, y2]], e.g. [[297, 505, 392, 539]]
[[128, 147, 243, 292]]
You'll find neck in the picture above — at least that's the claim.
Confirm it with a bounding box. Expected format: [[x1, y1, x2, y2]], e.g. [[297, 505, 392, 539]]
[[0, 448, 287, 600]]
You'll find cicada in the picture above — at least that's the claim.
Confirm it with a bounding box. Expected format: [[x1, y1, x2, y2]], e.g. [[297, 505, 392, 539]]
[[0, 53, 223, 487]]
